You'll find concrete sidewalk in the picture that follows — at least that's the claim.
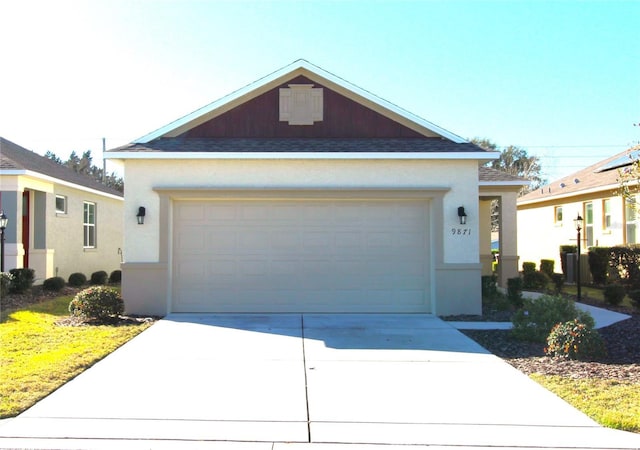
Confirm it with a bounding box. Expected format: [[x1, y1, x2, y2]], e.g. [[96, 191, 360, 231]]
[[450, 301, 632, 330], [1, 314, 639, 449]]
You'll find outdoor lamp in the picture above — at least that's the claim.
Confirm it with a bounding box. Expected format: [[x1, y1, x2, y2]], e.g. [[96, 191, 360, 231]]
[[136, 207, 146, 225], [574, 214, 583, 302], [457, 206, 467, 225], [0, 210, 8, 272]]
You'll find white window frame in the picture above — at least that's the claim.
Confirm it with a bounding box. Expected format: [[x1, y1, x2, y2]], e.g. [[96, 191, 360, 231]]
[[602, 199, 612, 231], [554, 206, 563, 225], [83, 201, 96, 248], [584, 202, 594, 248], [55, 195, 67, 214]]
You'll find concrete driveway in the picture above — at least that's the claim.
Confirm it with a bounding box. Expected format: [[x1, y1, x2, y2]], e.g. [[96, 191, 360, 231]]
[[1, 314, 639, 449]]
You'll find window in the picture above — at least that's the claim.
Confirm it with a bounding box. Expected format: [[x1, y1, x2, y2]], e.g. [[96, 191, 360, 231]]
[[584, 202, 594, 247], [83, 202, 96, 248], [603, 199, 612, 230], [554, 206, 563, 224], [626, 197, 638, 244], [55, 195, 67, 214]]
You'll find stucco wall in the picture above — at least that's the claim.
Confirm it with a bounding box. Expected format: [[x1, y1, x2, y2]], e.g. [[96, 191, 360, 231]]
[[123, 158, 480, 263], [518, 195, 626, 272], [49, 184, 123, 281]]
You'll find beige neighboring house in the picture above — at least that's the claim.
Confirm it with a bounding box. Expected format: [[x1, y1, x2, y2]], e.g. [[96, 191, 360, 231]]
[[0, 137, 124, 282], [106, 60, 526, 317], [517, 145, 640, 273]]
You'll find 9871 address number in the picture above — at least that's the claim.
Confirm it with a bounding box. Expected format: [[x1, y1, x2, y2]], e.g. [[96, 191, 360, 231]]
[[451, 228, 471, 235]]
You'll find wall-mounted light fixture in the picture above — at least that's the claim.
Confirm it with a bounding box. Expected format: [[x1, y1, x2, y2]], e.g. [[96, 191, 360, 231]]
[[136, 207, 146, 225], [457, 206, 467, 225]]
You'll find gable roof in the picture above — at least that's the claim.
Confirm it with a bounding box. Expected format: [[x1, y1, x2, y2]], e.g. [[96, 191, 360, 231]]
[[518, 145, 640, 205], [0, 137, 123, 198], [135, 60, 467, 144], [479, 166, 530, 185]]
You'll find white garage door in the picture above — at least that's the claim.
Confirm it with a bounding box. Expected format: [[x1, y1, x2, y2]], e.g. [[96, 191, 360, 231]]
[[171, 198, 430, 313]]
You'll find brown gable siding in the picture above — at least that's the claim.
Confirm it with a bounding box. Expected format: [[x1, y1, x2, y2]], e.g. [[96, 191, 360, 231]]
[[181, 76, 425, 139]]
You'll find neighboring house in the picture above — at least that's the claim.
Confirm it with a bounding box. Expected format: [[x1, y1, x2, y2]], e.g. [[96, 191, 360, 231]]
[[106, 60, 526, 316], [0, 137, 124, 282], [517, 145, 640, 273]]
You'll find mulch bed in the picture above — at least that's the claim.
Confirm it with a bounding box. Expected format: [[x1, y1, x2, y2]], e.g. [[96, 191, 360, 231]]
[[462, 311, 640, 382]]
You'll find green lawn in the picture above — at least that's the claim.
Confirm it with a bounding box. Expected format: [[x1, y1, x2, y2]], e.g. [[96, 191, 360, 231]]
[[532, 375, 640, 433], [562, 284, 635, 308], [0, 295, 153, 418]]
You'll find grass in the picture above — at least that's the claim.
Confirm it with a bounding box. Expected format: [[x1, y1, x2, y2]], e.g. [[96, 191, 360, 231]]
[[562, 284, 635, 308], [531, 375, 640, 433], [0, 294, 153, 418]]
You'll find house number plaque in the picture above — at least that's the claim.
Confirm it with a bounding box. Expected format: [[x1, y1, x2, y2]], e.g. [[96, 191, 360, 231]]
[[451, 228, 472, 235]]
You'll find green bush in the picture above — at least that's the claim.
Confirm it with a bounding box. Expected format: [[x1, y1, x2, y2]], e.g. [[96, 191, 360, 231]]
[[545, 319, 606, 361], [628, 289, 640, 309], [0, 272, 14, 297], [507, 277, 523, 308], [68, 272, 87, 287], [588, 247, 610, 285], [551, 273, 565, 294], [109, 270, 122, 284], [608, 246, 640, 288], [603, 284, 626, 306], [69, 286, 124, 320], [481, 275, 498, 298], [523, 271, 550, 291], [8, 268, 35, 294], [522, 262, 536, 274], [90, 270, 108, 285], [540, 259, 555, 278], [512, 295, 595, 342], [43, 276, 66, 292]]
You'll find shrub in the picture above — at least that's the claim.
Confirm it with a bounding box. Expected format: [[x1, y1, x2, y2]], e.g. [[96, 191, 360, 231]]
[[522, 262, 536, 275], [8, 268, 35, 294], [69, 286, 124, 320], [607, 246, 640, 288], [90, 270, 108, 285], [109, 270, 122, 284], [481, 275, 498, 298], [68, 272, 87, 287], [0, 272, 14, 297], [588, 247, 610, 285], [545, 319, 606, 361], [523, 270, 550, 291], [540, 259, 555, 278], [550, 273, 565, 294], [507, 277, 523, 308], [628, 289, 640, 309], [512, 295, 595, 342], [603, 284, 626, 306], [43, 276, 66, 292]]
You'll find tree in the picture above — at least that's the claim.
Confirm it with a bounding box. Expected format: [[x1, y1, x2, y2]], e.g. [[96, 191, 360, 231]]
[[45, 150, 124, 193], [617, 145, 640, 207], [472, 138, 545, 195]]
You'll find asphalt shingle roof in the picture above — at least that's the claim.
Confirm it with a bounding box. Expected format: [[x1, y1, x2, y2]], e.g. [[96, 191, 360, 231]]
[[518, 145, 640, 204], [110, 137, 490, 154], [478, 166, 528, 183], [0, 137, 123, 197]]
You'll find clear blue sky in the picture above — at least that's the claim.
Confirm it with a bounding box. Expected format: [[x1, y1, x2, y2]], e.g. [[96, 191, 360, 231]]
[[1, 0, 638, 182]]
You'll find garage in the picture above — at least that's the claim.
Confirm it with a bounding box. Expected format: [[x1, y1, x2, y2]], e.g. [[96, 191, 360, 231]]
[[171, 197, 431, 313]]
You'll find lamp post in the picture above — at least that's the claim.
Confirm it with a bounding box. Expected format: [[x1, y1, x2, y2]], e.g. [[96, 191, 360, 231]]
[[0, 210, 8, 272], [574, 214, 584, 302]]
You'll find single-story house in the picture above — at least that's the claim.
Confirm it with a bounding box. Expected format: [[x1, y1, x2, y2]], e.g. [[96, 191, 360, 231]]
[[517, 145, 640, 273], [0, 137, 124, 282], [106, 60, 526, 316]]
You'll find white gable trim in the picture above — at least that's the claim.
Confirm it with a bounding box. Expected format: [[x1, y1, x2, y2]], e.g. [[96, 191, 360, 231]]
[[0, 169, 124, 201], [105, 151, 498, 161], [135, 60, 466, 144]]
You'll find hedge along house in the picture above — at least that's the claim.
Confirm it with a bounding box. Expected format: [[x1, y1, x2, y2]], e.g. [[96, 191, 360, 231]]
[[517, 144, 640, 276], [0, 137, 124, 282], [106, 60, 525, 316]]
